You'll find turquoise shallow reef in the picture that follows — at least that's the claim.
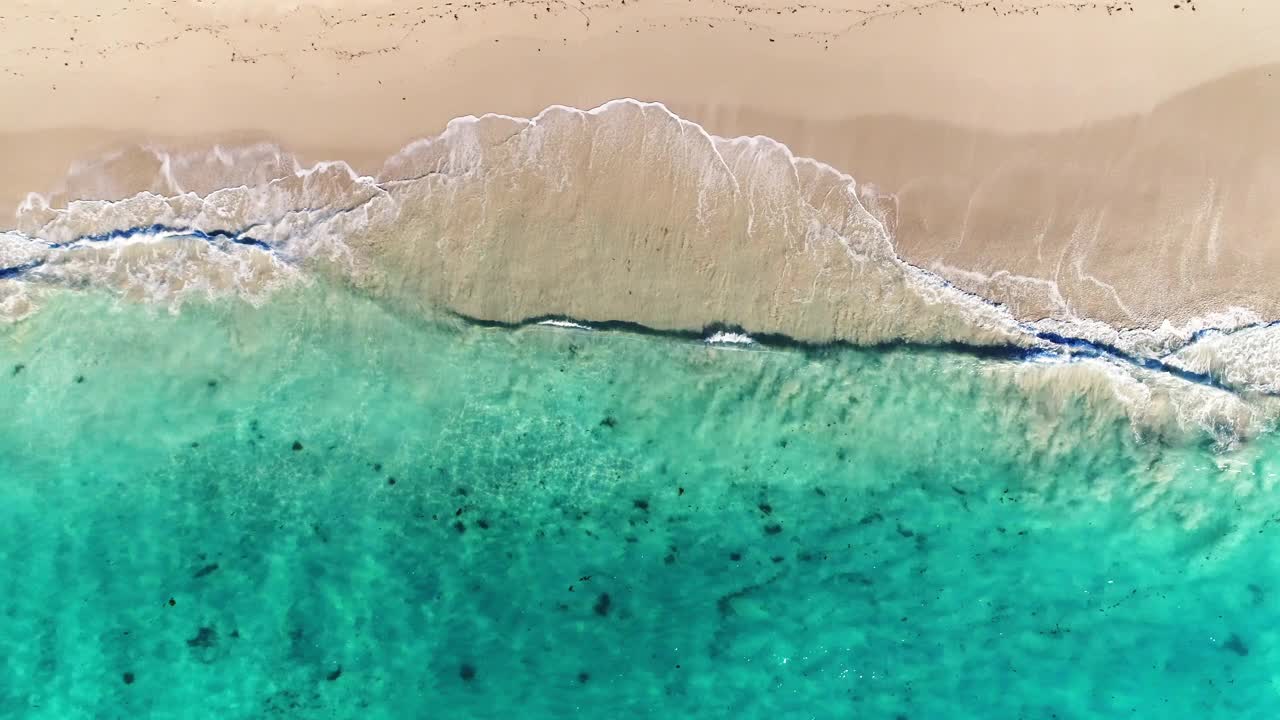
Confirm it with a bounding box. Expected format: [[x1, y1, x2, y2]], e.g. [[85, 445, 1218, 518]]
[[1, 284, 1278, 719]]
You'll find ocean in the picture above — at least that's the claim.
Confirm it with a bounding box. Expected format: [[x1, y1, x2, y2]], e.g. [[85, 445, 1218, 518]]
[[2, 282, 1277, 719], [2, 100, 1279, 718]]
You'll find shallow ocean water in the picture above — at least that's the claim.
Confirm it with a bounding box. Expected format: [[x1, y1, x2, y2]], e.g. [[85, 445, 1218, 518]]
[[2, 284, 1278, 719]]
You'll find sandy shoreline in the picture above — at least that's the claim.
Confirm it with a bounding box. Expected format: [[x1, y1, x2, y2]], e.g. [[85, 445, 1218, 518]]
[[3, 0, 1279, 331]]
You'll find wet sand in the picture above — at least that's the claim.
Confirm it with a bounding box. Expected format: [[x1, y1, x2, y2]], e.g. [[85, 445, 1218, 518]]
[[3, 0, 1279, 330]]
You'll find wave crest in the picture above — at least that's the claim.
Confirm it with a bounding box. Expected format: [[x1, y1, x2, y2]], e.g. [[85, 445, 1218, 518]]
[[7, 99, 1280, 444]]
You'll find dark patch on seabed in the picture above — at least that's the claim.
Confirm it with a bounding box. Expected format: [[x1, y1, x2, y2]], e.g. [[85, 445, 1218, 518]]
[[186, 626, 217, 649]]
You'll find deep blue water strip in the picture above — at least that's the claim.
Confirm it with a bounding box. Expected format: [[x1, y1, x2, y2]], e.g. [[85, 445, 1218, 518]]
[[1032, 331, 1226, 388], [45, 223, 270, 251], [0, 260, 45, 280], [888, 256, 1280, 392], [491, 314, 1272, 397], [0, 223, 269, 282]]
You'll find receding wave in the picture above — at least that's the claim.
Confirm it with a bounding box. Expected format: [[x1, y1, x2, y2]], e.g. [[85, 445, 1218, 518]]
[[5, 100, 1280, 442]]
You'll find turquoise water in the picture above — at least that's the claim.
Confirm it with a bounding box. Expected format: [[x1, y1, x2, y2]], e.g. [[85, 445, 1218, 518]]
[[2, 285, 1277, 719]]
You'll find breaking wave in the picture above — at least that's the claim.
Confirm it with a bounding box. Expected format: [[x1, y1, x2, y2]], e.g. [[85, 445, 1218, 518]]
[[5, 99, 1279, 443]]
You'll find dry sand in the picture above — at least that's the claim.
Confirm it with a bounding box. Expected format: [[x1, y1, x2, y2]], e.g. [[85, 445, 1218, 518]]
[[3, 0, 1279, 332]]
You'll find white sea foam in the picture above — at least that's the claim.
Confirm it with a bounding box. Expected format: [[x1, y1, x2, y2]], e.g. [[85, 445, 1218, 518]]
[[1164, 323, 1280, 395], [537, 319, 593, 330], [705, 331, 755, 345]]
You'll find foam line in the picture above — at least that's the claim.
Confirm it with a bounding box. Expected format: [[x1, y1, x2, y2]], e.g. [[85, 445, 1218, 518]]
[[44, 223, 270, 251]]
